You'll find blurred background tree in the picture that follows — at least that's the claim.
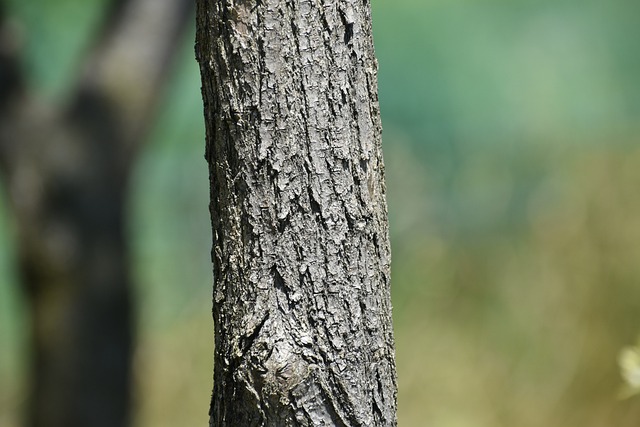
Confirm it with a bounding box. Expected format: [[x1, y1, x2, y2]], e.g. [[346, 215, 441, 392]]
[[0, 0, 192, 425], [2, 0, 640, 426]]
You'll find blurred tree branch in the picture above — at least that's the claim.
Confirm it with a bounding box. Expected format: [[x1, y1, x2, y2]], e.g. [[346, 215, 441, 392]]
[[0, 0, 193, 426]]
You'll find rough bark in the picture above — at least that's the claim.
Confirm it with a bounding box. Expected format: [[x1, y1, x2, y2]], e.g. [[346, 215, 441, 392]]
[[0, 1, 192, 426], [196, 1, 397, 425]]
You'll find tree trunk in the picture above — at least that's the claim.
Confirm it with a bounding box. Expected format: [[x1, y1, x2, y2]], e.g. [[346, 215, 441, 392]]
[[0, 1, 192, 425], [196, 1, 397, 425]]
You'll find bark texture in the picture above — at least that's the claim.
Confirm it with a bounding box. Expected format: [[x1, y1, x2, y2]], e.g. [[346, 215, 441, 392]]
[[196, 1, 397, 425], [0, 1, 192, 425]]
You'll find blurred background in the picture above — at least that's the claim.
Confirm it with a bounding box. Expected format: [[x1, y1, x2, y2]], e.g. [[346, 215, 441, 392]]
[[1, 0, 640, 426]]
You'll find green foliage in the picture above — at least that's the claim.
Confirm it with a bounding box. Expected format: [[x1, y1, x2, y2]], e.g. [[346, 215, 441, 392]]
[[0, 189, 24, 427], [6, 0, 108, 97]]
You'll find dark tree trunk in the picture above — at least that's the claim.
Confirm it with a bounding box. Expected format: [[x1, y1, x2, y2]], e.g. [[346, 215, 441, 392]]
[[196, 1, 397, 425], [0, 33, 134, 427], [0, 1, 192, 425]]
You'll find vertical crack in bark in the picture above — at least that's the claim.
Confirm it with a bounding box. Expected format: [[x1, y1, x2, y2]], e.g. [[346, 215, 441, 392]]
[[240, 312, 270, 358]]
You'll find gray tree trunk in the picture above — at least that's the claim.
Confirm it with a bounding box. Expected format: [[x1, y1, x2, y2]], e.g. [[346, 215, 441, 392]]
[[196, 0, 397, 426]]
